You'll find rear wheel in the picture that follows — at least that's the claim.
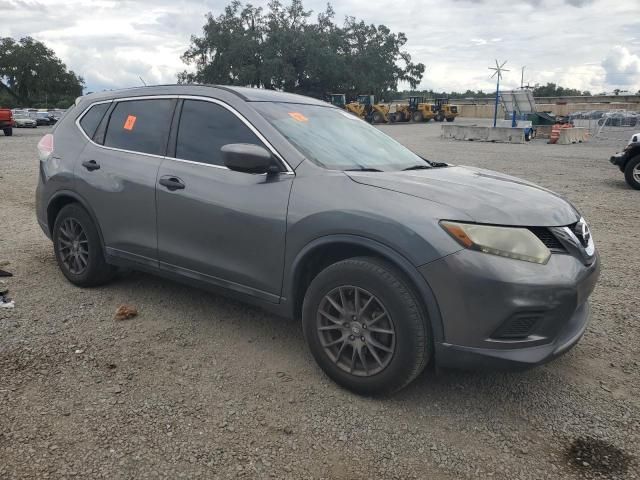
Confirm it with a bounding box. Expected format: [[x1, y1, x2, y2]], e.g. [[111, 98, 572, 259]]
[[53, 204, 116, 287], [412, 111, 423, 122], [302, 257, 430, 395], [624, 156, 640, 190], [372, 111, 384, 124], [3, 127, 12, 136], [446, 117, 455, 122]]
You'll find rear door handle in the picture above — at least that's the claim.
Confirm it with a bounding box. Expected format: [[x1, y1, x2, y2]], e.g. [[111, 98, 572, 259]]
[[82, 160, 100, 171], [159, 176, 185, 191]]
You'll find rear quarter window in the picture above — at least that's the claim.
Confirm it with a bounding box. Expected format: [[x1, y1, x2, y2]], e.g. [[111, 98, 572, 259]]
[[104, 99, 176, 156], [78, 103, 110, 139]]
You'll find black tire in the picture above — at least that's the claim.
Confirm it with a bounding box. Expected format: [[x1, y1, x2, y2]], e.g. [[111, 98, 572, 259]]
[[3, 127, 12, 136], [372, 111, 384, 124], [53, 203, 116, 287], [624, 156, 640, 190], [446, 117, 455, 122], [302, 257, 430, 395], [412, 111, 423, 122], [389, 113, 397, 123]]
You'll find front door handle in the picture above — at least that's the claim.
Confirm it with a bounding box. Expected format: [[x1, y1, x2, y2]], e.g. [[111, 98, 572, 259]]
[[159, 176, 185, 191], [82, 160, 100, 171]]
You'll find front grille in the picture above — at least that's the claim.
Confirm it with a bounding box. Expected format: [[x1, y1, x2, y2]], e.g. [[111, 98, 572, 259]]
[[529, 227, 565, 252], [492, 312, 543, 339]]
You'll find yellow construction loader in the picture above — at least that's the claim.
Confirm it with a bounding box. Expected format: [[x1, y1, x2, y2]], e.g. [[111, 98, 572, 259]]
[[328, 93, 347, 109], [345, 95, 390, 124], [392, 96, 436, 123], [434, 98, 459, 122]]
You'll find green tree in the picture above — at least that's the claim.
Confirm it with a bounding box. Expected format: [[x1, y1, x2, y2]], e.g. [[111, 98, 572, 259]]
[[532, 82, 590, 97], [178, 0, 424, 101], [0, 36, 84, 108]]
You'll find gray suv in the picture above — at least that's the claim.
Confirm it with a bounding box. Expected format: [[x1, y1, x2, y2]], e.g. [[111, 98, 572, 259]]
[[36, 85, 600, 394]]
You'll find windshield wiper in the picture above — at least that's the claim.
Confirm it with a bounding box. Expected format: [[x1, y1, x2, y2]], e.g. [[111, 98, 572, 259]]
[[428, 161, 448, 168], [345, 167, 384, 172], [402, 164, 431, 171]]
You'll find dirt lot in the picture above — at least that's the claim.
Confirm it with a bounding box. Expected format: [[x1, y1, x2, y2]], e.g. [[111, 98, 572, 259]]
[[1, 122, 638, 479]]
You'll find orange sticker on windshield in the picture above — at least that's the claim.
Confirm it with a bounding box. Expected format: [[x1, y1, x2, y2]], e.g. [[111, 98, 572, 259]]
[[288, 112, 308, 122], [123, 115, 137, 130]]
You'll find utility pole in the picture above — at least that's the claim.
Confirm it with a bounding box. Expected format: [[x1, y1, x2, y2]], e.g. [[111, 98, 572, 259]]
[[521, 66, 525, 89]]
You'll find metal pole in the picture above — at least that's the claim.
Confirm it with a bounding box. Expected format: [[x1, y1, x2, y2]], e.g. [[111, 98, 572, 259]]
[[521, 66, 525, 89], [493, 75, 500, 127]]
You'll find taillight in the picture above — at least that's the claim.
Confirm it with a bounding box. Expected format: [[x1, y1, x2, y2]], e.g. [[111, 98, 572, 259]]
[[37, 134, 54, 161]]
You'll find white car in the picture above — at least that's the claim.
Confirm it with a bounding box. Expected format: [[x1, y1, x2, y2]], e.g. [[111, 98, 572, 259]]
[[13, 114, 37, 128]]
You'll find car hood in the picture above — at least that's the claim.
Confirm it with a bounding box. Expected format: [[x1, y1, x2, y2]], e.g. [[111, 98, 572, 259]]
[[346, 166, 580, 227]]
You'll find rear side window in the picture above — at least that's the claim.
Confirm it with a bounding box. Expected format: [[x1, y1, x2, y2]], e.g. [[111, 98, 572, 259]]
[[104, 99, 176, 156], [176, 100, 261, 166], [79, 103, 109, 139]]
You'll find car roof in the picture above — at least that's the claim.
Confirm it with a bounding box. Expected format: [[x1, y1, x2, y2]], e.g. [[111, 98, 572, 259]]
[[78, 84, 328, 107]]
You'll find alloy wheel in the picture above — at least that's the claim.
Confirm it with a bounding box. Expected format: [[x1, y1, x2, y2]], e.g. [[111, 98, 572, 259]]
[[316, 285, 396, 377], [57, 218, 89, 275]]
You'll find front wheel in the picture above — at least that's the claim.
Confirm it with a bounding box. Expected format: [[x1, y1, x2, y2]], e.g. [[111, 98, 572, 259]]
[[412, 111, 423, 122], [302, 257, 430, 395], [3, 127, 12, 136], [372, 111, 384, 124], [53, 204, 116, 287], [624, 156, 640, 190]]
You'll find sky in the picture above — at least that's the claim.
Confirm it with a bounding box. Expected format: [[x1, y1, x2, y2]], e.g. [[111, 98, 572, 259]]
[[2, 0, 640, 94]]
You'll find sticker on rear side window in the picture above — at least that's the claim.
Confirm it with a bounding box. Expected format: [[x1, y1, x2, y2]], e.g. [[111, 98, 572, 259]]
[[288, 112, 308, 122], [123, 115, 137, 131]]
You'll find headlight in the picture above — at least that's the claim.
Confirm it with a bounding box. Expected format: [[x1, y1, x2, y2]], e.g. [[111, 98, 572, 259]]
[[440, 221, 551, 264]]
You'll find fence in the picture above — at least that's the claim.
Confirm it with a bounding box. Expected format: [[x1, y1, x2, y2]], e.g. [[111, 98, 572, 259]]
[[572, 113, 639, 145]]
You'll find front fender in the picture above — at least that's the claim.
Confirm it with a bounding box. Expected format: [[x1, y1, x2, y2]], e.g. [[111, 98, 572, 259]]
[[282, 234, 446, 343]]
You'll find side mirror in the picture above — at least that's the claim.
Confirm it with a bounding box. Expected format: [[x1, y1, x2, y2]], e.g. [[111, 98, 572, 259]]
[[222, 143, 278, 174]]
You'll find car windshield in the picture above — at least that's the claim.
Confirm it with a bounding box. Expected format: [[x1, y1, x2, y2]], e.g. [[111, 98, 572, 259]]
[[252, 102, 430, 171]]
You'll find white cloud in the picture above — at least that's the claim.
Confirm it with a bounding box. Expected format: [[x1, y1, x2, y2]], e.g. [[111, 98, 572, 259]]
[[602, 46, 640, 89], [1, 0, 639, 94]]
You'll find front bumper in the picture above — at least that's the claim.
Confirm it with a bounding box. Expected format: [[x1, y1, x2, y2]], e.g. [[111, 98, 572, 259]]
[[420, 248, 600, 370], [610, 152, 628, 170]]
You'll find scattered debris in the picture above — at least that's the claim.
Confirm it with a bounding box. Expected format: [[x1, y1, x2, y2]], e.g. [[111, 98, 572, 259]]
[[0, 268, 12, 278], [0, 290, 14, 309], [74, 349, 84, 355], [566, 436, 631, 476], [114, 304, 138, 321], [0, 299, 15, 309]]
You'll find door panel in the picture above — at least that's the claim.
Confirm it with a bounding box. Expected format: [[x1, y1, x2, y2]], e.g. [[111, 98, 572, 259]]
[[75, 145, 163, 263], [157, 159, 292, 299], [73, 98, 176, 265]]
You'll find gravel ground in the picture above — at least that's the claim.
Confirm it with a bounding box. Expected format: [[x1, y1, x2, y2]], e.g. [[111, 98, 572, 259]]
[[0, 122, 638, 479]]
